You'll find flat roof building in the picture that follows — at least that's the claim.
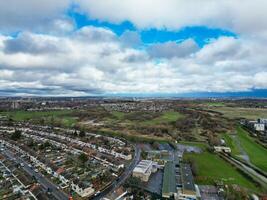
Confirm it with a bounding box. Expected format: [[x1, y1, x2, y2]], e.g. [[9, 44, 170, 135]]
[[162, 160, 197, 200], [177, 163, 196, 200], [132, 160, 157, 182], [214, 146, 231, 153], [162, 161, 176, 198]]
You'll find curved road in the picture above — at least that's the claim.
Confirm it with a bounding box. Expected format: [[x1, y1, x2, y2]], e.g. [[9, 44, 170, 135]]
[[92, 145, 141, 200]]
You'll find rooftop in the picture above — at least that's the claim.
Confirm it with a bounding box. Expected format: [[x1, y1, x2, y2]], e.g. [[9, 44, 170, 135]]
[[181, 163, 195, 192], [162, 161, 176, 195], [133, 160, 153, 174]]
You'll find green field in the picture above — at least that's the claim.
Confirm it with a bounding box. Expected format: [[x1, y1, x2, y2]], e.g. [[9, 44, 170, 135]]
[[0, 110, 77, 127], [236, 126, 267, 172], [179, 141, 208, 150], [109, 111, 183, 125], [142, 111, 183, 125], [204, 102, 225, 107], [111, 111, 126, 120], [210, 106, 267, 120], [184, 151, 260, 191], [221, 133, 242, 156]]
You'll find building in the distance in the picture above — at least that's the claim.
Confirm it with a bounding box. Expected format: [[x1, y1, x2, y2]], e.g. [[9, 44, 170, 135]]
[[254, 123, 265, 131], [132, 160, 157, 182], [214, 146, 231, 153]]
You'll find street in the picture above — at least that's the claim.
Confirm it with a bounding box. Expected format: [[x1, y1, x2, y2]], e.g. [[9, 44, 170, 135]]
[[2, 148, 69, 200], [92, 144, 141, 200]]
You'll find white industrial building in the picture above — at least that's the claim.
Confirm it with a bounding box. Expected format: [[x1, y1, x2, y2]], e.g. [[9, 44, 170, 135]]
[[214, 146, 231, 153], [132, 160, 157, 182], [254, 123, 265, 131]]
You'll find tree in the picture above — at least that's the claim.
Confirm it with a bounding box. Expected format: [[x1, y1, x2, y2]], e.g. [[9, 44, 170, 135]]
[[78, 153, 88, 163], [7, 118, 13, 126], [73, 130, 78, 137], [39, 141, 50, 150], [11, 130, 22, 140], [79, 130, 85, 137]]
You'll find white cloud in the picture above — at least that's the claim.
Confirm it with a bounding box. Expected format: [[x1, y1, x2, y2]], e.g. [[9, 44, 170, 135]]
[[0, 0, 267, 96], [0, 27, 267, 96], [76, 0, 267, 35], [0, 0, 71, 32], [148, 39, 199, 59]]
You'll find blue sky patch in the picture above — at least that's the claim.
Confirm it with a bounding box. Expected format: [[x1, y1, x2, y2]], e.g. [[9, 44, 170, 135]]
[[68, 9, 236, 47]]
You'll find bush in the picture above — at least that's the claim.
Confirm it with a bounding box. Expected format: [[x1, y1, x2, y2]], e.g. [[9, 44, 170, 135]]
[[79, 130, 85, 137], [78, 153, 88, 163], [11, 130, 22, 140]]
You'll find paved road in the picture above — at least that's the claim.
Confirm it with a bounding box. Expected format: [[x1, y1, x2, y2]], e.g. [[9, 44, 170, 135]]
[[92, 145, 141, 200], [3, 148, 69, 200]]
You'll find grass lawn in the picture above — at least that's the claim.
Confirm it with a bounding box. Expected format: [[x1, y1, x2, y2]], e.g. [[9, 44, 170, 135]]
[[236, 126, 267, 172], [179, 141, 208, 150], [1, 110, 74, 121], [111, 111, 126, 120], [210, 107, 267, 120], [204, 102, 225, 107], [184, 151, 260, 191], [142, 111, 183, 125], [109, 111, 183, 126], [222, 133, 242, 156], [0, 110, 77, 127]]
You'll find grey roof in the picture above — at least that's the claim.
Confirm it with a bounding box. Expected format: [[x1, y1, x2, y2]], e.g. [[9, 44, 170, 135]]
[[181, 163, 195, 192], [162, 161, 176, 195]]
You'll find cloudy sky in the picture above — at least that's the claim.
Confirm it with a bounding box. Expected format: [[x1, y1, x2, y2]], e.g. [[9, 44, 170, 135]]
[[0, 0, 267, 96]]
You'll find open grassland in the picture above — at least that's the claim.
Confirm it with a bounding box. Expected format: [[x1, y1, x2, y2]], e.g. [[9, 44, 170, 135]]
[[141, 111, 183, 125], [0, 110, 77, 127], [184, 151, 260, 192], [0, 110, 73, 121], [179, 141, 208, 150], [236, 126, 267, 172], [210, 106, 267, 120], [108, 111, 183, 125], [97, 128, 172, 143], [221, 133, 242, 156], [203, 102, 225, 107], [111, 111, 126, 120]]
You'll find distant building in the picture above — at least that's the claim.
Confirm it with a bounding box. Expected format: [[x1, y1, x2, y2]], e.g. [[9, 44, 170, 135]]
[[214, 146, 231, 153], [254, 123, 265, 131], [11, 101, 19, 109], [258, 118, 267, 124], [132, 160, 157, 182]]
